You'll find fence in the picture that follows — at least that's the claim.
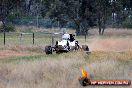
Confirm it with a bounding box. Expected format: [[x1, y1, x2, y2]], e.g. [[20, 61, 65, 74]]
[[0, 32, 63, 46], [0, 32, 88, 47]]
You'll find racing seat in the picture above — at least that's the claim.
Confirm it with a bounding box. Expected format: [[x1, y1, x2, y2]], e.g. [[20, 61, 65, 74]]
[[69, 34, 75, 42]]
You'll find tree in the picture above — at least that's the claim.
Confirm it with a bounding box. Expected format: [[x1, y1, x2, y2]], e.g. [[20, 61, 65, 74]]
[[40, 0, 96, 35], [0, 0, 20, 31], [94, 0, 111, 35]]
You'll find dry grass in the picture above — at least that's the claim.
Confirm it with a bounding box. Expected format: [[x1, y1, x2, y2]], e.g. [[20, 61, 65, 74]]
[[0, 45, 45, 59], [0, 50, 132, 88], [0, 53, 84, 88], [0, 28, 132, 88], [89, 28, 132, 36], [0, 45, 45, 52], [0, 50, 30, 59]]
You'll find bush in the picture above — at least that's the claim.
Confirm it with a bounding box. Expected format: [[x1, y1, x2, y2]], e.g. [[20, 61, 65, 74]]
[[24, 28, 33, 33], [5, 23, 15, 32], [0, 25, 3, 32], [122, 16, 132, 28]]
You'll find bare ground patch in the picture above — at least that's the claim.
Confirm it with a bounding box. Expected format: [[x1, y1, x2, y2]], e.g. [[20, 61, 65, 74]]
[[0, 50, 31, 59]]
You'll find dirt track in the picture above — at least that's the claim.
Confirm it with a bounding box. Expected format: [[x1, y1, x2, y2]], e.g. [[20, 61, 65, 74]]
[[0, 50, 30, 59]]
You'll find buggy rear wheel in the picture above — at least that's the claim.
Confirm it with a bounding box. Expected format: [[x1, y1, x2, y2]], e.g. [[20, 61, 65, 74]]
[[45, 45, 52, 54]]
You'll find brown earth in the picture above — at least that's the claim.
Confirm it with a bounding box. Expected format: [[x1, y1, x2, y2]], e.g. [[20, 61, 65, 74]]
[[0, 50, 30, 59]]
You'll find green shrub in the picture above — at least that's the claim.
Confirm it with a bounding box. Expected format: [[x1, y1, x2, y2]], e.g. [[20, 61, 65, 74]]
[[5, 23, 15, 32], [22, 28, 33, 33], [122, 16, 132, 28], [0, 25, 3, 31]]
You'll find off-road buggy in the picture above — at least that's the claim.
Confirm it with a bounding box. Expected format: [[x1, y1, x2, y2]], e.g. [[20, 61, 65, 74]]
[[45, 33, 89, 54]]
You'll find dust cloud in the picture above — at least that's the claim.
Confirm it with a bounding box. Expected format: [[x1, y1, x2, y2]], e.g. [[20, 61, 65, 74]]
[[88, 37, 132, 51]]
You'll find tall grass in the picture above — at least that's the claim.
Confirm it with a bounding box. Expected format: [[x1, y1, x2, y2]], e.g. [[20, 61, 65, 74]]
[[0, 51, 132, 88], [0, 28, 132, 88]]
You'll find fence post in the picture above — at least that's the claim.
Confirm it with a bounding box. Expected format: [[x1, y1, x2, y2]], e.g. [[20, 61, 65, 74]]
[[4, 32, 5, 45], [20, 33, 22, 45], [52, 33, 54, 46], [85, 34, 86, 42], [33, 32, 34, 45]]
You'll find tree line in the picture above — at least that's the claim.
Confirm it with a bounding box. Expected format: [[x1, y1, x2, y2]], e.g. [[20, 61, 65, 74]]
[[0, 0, 132, 35]]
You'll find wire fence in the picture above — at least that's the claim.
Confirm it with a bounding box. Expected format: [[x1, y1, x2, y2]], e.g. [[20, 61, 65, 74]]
[[0, 32, 89, 47], [0, 32, 63, 46]]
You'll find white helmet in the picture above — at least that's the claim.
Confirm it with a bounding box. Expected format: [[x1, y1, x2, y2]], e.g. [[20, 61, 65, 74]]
[[62, 34, 70, 40]]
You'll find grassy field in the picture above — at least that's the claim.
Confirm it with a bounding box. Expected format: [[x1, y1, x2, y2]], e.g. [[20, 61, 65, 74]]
[[0, 28, 132, 88]]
